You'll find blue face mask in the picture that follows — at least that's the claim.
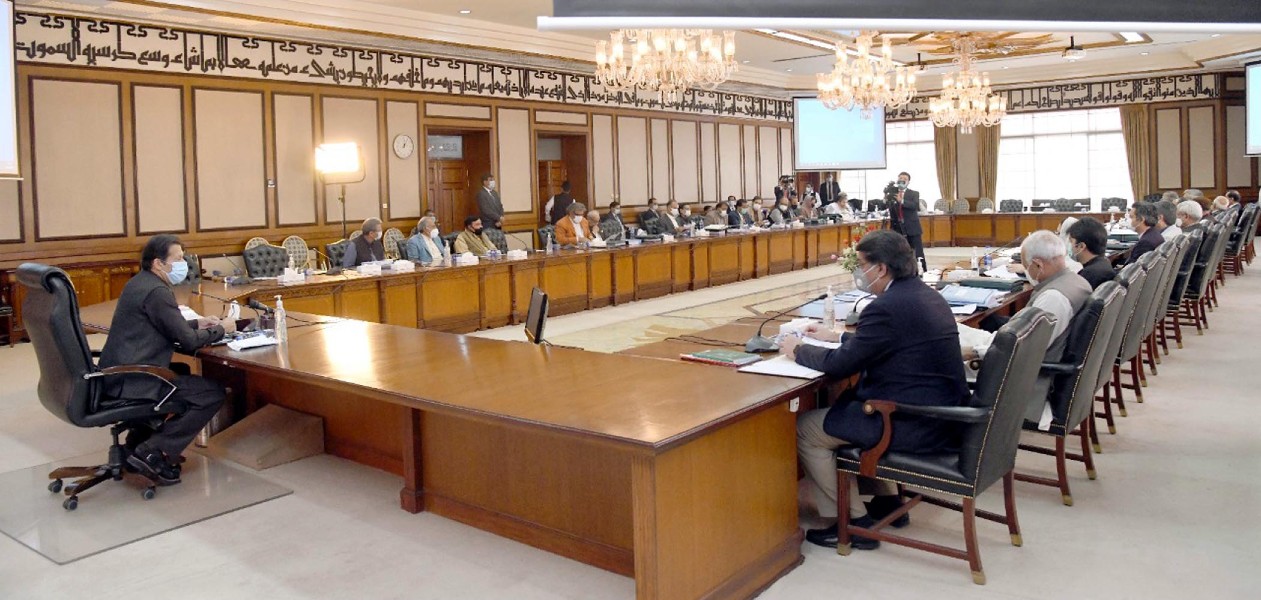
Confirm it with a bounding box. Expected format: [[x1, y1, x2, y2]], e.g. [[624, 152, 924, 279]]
[[166, 259, 189, 285], [897, 181, 908, 190]]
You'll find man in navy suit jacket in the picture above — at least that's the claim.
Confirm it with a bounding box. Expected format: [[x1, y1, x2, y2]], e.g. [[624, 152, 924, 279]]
[[781, 230, 969, 550], [1125, 201, 1165, 265]]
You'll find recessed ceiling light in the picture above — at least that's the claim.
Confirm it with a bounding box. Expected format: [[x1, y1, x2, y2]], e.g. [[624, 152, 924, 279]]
[[1140, 51, 1150, 55], [1211, 33, 1221, 38], [459, 9, 471, 14], [742, 60, 750, 64], [1119, 32, 1144, 43], [785, 68, 793, 72], [1001, 66, 1009, 69]]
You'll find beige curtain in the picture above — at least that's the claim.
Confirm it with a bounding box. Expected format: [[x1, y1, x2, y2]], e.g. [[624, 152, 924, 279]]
[[1120, 105, 1152, 202], [976, 123, 1001, 202], [933, 125, 957, 202]]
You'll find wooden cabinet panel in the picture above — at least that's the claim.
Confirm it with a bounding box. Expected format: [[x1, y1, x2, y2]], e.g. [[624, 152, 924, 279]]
[[1016, 215, 1040, 238], [589, 253, 614, 308], [510, 261, 540, 323], [612, 253, 635, 304], [480, 265, 512, 328], [691, 242, 710, 289], [382, 279, 419, 328], [708, 238, 740, 286], [64, 268, 108, 308], [765, 231, 795, 275], [791, 230, 807, 270], [813, 227, 841, 266], [994, 216, 1019, 244], [738, 237, 756, 281], [634, 245, 673, 300], [671, 243, 691, 293], [754, 235, 771, 277], [339, 282, 381, 323], [420, 269, 482, 332], [539, 255, 590, 316], [952, 215, 995, 247], [277, 287, 336, 317]]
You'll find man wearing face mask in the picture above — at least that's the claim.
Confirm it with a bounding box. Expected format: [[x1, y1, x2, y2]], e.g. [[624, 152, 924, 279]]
[[454, 215, 494, 256], [731, 199, 753, 227], [658, 199, 685, 234], [342, 217, 386, 268], [819, 173, 841, 208], [779, 231, 968, 551], [555, 202, 593, 245], [99, 235, 227, 486], [705, 202, 729, 226], [405, 216, 449, 264], [1066, 217, 1116, 290], [888, 172, 925, 272], [476, 173, 504, 229], [769, 197, 796, 225]]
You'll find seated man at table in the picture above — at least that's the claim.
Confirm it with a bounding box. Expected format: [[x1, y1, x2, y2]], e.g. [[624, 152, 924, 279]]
[[1125, 201, 1165, 265], [779, 231, 969, 550], [585, 209, 603, 241], [342, 218, 386, 268], [1178, 200, 1205, 233], [704, 203, 728, 226], [658, 199, 686, 234], [1066, 217, 1115, 289], [454, 216, 494, 256], [555, 202, 593, 246], [100, 234, 227, 486], [405, 216, 449, 264], [1157, 199, 1182, 243]]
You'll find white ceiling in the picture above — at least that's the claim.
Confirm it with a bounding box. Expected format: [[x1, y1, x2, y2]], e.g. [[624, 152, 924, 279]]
[[18, 0, 1261, 94]]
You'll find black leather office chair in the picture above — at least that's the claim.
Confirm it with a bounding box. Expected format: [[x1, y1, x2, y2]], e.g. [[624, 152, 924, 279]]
[[0, 279, 16, 347], [834, 307, 1055, 584], [1050, 198, 1074, 212], [1140, 240, 1186, 370], [1163, 229, 1204, 350], [396, 240, 411, 261], [1095, 263, 1147, 440], [1223, 204, 1258, 276], [537, 225, 556, 247], [866, 199, 885, 213], [484, 227, 508, 253], [243, 244, 289, 278], [1114, 251, 1165, 406], [1016, 281, 1125, 506], [847, 198, 864, 212], [1151, 236, 1193, 357], [324, 240, 350, 269], [1178, 223, 1223, 334], [441, 233, 460, 255], [999, 199, 1024, 213], [18, 264, 188, 509], [1100, 197, 1128, 213], [598, 219, 625, 243]]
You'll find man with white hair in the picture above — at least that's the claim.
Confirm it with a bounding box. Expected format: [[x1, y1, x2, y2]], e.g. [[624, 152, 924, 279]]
[[1177, 200, 1205, 234]]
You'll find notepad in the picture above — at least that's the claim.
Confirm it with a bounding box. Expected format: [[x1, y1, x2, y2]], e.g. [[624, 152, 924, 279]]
[[737, 355, 825, 379], [681, 349, 761, 367]]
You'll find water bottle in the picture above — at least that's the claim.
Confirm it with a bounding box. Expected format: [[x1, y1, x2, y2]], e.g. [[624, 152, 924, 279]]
[[273, 295, 288, 343], [970, 247, 980, 273], [545, 232, 554, 255], [822, 285, 836, 331], [983, 247, 993, 271]]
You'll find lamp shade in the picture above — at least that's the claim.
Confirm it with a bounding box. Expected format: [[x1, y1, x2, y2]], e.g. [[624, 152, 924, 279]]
[[315, 142, 365, 184]]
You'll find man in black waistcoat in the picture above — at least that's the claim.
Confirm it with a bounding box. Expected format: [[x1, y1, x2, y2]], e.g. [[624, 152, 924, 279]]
[[547, 181, 575, 225], [342, 218, 386, 268]]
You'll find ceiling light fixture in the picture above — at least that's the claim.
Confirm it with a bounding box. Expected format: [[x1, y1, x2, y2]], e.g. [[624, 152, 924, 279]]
[[1119, 32, 1144, 43], [815, 31, 919, 118], [1140, 51, 1150, 55], [595, 29, 738, 105], [459, 9, 471, 14], [1211, 33, 1222, 38], [929, 36, 1005, 134], [1062, 36, 1087, 61]]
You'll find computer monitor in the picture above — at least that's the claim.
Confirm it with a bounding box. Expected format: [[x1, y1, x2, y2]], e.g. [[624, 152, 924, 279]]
[[525, 287, 548, 344]]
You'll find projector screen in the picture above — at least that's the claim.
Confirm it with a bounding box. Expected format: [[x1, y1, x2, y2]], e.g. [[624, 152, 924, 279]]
[[793, 97, 886, 170], [0, 1, 17, 179], [1247, 61, 1261, 157]]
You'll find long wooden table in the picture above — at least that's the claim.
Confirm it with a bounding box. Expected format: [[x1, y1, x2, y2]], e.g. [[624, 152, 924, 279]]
[[79, 295, 816, 600]]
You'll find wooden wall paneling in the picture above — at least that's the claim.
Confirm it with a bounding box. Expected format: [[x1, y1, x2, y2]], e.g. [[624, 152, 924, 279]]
[[670, 243, 691, 293], [612, 252, 635, 304], [387, 101, 422, 219], [1225, 105, 1255, 188], [634, 245, 673, 299], [592, 114, 616, 208], [0, 180, 20, 242], [194, 88, 267, 231], [539, 255, 590, 316], [779, 127, 793, 178], [1187, 105, 1216, 189], [132, 85, 187, 233], [670, 121, 699, 204], [510, 261, 541, 323], [955, 129, 980, 200], [649, 119, 670, 202], [1153, 107, 1183, 190], [322, 96, 381, 223], [418, 268, 482, 332], [758, 126, 780, 201], [480, 265, 513, 329], [535, 110, 588, 126], [496, 108, 533, 213], [617, 116, 649, 205], [717, 123, 741, 202], [589, 252, 614, 308], [31, 79, 125, 239], [742, 124, 758, 198], [273, 94, 317, 226], [382, 277, 419, 328], [699, 122, 717, 204], [426, 103, 492, 120]]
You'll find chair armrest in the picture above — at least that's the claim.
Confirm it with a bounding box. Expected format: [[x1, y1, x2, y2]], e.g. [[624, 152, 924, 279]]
[[96, 364, 179, 383], [876, 403, 992, 424], [856, 400, 992, 477], [1039, 361, 1079, 375]]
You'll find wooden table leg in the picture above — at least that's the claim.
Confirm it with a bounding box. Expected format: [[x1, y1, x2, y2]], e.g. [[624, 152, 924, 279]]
[[400, 408, 424, 514]]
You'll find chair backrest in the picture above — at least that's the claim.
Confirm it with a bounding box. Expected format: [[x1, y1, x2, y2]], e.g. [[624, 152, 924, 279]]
[[324, 240, 350, 269], [951, 199, 970, 214], [281, 235, 310, 269], [866, 199, 885, 212], [243, 244, 289, 278], [1118, 251, 1166, 361], [1101, 197, 1128, 212], [1242, 204, 1261, 247], [1186, 223, 1224, 299], [690, 214, 706, 228], [1050, 198, 1074, 212], [244, 236, 269, 250], [383, 227, 406, 259], [16, 264, 98, 427], [1143, 237, 1188, 333], [1166, 230, 1202, 310], [441, 232, 460, 254], [396, 238, 411, 260], [484, 227, 508, 253], [1102, 263, 1147, 390], [1048, 281, 1126, 429], [999, 199, 1024, 213], [933, 199, 950, 213], [348, 230, 363, 240], [975, 198, 995, 212], [847, 198, 864, 212], [1228, 204, 1259, 253], [598, 219, 625, 242], [961, 306, 1056, 489], [537, 224, 556, 246]]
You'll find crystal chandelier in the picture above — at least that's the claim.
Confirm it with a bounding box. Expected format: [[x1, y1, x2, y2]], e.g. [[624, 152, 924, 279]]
[[815, 31, 919, 117], [595, 29, 737, 105], [929, 36, 1007, 134]]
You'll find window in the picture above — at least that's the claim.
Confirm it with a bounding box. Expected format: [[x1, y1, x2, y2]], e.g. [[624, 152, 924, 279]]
[[996, 108, 1131, 210], [838, 120, 942, 206]]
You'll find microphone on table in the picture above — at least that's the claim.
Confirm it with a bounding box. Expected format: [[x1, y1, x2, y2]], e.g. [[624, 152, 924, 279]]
[[247, 298, 275, 315], [310, 247, 344, 275], [502, 230, 538, 252], [745, 293, 828, 353]]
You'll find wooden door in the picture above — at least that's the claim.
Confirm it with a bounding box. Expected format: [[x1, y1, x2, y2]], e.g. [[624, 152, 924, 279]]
[[537, 161, 568, 224], [428, 160, 469, 233]]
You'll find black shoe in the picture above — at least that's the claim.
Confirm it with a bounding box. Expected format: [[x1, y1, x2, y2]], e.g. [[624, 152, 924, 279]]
[[866, 495, 910, 529], [126, 449, 181, 486], [805, 516, 880, 551]]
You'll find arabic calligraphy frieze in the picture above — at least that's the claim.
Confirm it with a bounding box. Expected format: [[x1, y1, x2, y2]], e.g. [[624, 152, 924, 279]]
[[13, 10, 793, 122], [888, 74, 1220, 121]]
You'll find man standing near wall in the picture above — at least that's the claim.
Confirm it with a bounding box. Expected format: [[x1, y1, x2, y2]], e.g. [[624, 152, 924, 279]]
[[477, 173, 504, 229]]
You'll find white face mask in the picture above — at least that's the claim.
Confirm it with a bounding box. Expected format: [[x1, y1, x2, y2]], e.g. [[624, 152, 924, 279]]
[[854, 264, 881, 293], [682, 210, 691, 217], [1027, 262, 1041, 286], [573, 215, 583, 224], [670, 208, 679, 216], [779, 203, 789, 211], [430, 228, 441, 240]]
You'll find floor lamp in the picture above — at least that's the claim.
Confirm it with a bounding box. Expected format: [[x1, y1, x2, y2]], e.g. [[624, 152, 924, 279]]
[[315, 142, 366, 240]]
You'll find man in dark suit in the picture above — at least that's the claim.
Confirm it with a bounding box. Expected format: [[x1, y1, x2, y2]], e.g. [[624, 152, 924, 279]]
[[341, 218, 386, 268], [602, 200, 626, 228], [1066, 217, 1116, 289], [1125, 201, 1165, 265], [888, 171, 925, 272], [818, 173, 841, 208], [729, 199, 753, 227], [781, 231, 969, 550], [98, 235, 227, 486], [476, 173, 504, 229], [546, 180, 574, 225]]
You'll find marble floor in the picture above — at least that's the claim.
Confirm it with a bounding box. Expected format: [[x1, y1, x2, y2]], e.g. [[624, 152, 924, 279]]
[[2, 248, 1259, 599]]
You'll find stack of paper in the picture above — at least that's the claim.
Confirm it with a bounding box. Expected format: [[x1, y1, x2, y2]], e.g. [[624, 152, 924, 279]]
[[738, 355, 825, 379], [940, 284, 1004, 308]]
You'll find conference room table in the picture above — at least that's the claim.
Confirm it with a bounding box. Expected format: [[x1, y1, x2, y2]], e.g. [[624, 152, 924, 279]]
[[79, 294, 819, 600]]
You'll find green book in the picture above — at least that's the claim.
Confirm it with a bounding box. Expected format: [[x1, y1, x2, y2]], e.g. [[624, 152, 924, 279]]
[[681, 349, 762, 367]]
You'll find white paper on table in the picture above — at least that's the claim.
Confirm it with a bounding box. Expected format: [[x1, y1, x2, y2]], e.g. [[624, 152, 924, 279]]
[[178, 305, 202, 321], [983, 264, 1022, 280], [738, 355, 825, 379], [802, 337, 842, 350], [950, 304, 978, 315]]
